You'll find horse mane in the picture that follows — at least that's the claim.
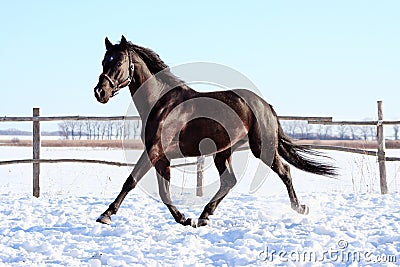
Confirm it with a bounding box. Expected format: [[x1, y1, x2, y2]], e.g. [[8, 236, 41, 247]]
[[122, 42, 185, 87]]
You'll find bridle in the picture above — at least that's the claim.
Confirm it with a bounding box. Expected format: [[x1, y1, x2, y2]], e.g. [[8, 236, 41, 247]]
[[100, 51, 135, 97]]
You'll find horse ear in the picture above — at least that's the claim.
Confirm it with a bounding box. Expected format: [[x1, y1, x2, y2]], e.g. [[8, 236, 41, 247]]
[[120, 35, 128, 46], [105, 37, 113, 50]]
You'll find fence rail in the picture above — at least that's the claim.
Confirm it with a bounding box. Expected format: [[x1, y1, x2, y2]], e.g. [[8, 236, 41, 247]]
[[309, 120, 400, 126], [1, 101, 399, 197], [0, 158, 203, 168], [0, 115, 141, 122]]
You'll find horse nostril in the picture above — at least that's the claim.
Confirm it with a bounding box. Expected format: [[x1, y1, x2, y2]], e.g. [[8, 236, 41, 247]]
[[95, 87, 106, 98]]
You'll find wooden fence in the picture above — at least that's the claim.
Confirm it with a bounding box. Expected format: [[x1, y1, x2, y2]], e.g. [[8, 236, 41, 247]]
[[1, 101, 399, 197]]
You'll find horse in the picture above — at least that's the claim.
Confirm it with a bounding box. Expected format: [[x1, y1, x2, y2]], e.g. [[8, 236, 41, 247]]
[[93, 35, 336, 227]]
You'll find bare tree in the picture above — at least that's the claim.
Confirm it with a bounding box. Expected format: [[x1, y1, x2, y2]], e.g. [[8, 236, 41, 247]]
[[316, 125, 332, 139], [361, 118, 376, 141], [393, 125, 399, 140], [337, 125, 349, 140], [122, 119, 142, 140], [114, 121, 124, 140], [76, 121, 85, 140], [349, 126, 360, 140], [66, 121, 78, 140], [359, 126, 370, 140], [58, 122, 70, 140], [58, 121, 80, 140], [297, 121, 313, 139], [94, 122, 102, 140], [99, 121, 108, 140], [281, 121, 298, 137], [106, 121, 112, 140], [85, 120, 94, 140], [123, 120, 131, 140], [369, 126, 376, 141], [133, 120, 142, 139]]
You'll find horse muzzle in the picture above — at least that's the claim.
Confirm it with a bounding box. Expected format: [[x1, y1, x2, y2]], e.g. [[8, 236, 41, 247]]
[[94, 87, 110, 104]]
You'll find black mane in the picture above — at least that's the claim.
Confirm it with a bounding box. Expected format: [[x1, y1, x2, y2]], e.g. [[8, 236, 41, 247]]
[[123, 42, 185, 87]]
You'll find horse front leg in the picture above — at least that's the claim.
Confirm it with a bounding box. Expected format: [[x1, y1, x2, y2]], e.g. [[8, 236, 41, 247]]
[[155, 157, 196, 227], [96, 150, 152, 225]]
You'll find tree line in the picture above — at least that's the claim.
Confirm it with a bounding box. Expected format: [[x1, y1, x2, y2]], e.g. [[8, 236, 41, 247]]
[[281, 121, 400, 140], [57, 119, 399, 141], [58, 120, 142, 140]]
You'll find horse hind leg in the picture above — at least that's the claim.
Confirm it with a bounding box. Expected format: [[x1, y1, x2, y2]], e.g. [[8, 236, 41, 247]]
[[198, 149, 236, 227], [248, 121, 308, 215], [271, 152, 309, 215]]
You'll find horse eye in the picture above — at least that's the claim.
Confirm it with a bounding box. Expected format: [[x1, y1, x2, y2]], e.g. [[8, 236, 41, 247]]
[[109, 56, 114, 62]]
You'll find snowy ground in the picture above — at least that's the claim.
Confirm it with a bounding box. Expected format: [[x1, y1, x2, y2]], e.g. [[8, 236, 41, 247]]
[[0, 147, 400, 266]]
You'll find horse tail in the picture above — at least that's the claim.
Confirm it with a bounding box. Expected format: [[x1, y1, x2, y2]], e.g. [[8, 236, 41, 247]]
[[276, 121, 337, 177]]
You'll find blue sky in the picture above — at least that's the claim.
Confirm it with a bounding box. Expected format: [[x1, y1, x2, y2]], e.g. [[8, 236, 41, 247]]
[[1, 1, 399, 129]]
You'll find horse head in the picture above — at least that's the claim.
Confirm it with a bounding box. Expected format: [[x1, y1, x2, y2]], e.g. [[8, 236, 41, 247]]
[[94, 35, 135, 103]]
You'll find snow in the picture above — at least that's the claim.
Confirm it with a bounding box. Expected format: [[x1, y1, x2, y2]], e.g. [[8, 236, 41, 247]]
[[0, 147, 400, 266]]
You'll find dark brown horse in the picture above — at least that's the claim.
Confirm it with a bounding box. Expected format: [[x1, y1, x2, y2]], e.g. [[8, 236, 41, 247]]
[[94, 36, 336, 227]]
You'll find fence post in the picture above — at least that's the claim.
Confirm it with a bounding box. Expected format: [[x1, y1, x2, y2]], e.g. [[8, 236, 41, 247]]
[[377, 101, 388, 194], [196, 156, 205, 197], [33, 108, 41, 198]]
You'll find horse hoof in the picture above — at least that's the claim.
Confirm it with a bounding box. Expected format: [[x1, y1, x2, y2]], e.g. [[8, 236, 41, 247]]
[[183, 218, 197, 228], [301, 205, 309, 215], [96, 214, 111, 225], [197, 218, 210, 227], [292, 204, 309, 215]]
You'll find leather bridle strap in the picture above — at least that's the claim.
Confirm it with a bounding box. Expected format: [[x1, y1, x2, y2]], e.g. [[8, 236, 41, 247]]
[[100, 73, 117, 88], [100, 51, 135, 97]]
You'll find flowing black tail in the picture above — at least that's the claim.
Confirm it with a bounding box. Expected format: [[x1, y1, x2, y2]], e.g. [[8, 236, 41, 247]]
[[277, 123, 337, 177]]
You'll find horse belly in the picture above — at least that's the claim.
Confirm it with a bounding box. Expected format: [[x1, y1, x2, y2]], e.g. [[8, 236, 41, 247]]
[[178, 118, 246, 157]]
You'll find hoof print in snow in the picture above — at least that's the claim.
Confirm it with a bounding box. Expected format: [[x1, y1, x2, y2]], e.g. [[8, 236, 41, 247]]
[[96, 215, 111, 225]]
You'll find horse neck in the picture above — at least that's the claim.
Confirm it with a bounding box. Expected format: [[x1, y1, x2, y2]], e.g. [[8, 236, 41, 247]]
[[127, 53, 194, 121], [128, 61, 165, 120]]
